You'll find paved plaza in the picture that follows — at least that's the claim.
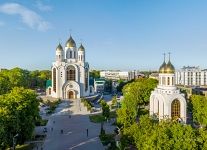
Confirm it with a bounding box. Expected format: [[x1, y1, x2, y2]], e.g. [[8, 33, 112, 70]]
[[42, 100, 104, 150]]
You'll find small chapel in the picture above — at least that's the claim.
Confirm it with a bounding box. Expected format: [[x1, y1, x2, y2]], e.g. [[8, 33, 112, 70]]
[[47, 35, 93, 99], [149, 53, 187, 123]]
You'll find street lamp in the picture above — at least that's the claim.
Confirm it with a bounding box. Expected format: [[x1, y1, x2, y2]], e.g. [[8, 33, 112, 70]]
[[13, 133, 19, 150]]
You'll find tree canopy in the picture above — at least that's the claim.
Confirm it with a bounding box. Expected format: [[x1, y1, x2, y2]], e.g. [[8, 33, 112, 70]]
[[123, 115, 199, 150], [0, 87, 39, 149], [0, 68, 51, 95], [190, 95, 207, 127], [89, 70, 100, 79], [117, 78, 158, 128]]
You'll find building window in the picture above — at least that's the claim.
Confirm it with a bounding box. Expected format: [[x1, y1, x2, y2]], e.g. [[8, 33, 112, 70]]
[[171, 99, 180, 119], [53, 68, 56, 92], [67, 66, 75, 81], [162, 77, 165, 85], [167, 77, 170, 85], [74, 51, 76, 58], [172, 77, 174, 85], [85, 69, 88, 91], [70, 51, 72, 58]]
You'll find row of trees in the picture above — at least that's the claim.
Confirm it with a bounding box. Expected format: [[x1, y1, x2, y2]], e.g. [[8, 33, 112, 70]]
[[0, 67, 51, 94], [117, 78, 158, 128]]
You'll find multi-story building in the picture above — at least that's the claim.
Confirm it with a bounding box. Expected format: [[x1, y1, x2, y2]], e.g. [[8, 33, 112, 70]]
[[175, 66, 207, 86], [94, 78, 105, 93], [100, 70, 140, 81]]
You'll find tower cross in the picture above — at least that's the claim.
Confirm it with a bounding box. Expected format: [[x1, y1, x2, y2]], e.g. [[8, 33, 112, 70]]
[[168, 52, 171, 61], [69, 29, 72, 36], [163, 53, 166, 62]]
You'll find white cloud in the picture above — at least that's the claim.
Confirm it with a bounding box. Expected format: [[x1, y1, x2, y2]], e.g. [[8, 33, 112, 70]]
[[0, 3, 51, 31], [36, 1, 52, 12]]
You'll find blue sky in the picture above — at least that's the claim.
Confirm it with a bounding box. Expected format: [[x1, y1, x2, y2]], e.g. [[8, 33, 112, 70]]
[[0, 0, 207, 71]]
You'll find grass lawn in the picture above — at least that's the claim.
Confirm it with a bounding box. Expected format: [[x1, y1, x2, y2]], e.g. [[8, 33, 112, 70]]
[[45, 99, 61, 114], [89, 111, 117, 123], [15, 144, 33, 150], [89, 114, 106, 123]]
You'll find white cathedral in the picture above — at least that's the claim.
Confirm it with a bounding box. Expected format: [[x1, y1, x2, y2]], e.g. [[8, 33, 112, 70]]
[[47, 35, 93, 99], [150, 54, 187, 123]]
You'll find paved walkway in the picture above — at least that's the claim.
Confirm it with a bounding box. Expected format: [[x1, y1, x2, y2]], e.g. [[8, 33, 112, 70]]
[[42, 100, 104, 150]]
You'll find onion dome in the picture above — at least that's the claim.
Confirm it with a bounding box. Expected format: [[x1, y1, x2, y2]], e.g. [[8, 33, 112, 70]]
[[56, 43, 63, 51], [66, 36, 76, 48], [165, 60, 175, 73], [159, 61, 167, 73], [78, 44, 85, 51]]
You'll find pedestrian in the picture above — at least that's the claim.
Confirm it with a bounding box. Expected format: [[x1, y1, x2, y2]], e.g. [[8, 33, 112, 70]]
[[51, 127, 53, 131], [61, 129, 63, 134], [53, 120, 55, 124], [86, 128, 88, 137]]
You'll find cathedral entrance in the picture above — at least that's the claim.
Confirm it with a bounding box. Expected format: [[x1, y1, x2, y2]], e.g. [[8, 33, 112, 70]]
[[68, 91, 75, 99], [171, 99, 180, 120]]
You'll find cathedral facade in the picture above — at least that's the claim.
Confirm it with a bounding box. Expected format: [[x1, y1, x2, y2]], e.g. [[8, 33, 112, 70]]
[[149, 54, 187, 123], [48, 36, 91, 99]]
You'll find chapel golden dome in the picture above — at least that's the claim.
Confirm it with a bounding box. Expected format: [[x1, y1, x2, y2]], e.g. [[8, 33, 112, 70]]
[[159, 53, 175, 74], [66, 36, 76, 48], [159, 61, 167, 73], [56, 43, 63, 51], [78, 44, 85, 51], [165, 61, 175, 73]]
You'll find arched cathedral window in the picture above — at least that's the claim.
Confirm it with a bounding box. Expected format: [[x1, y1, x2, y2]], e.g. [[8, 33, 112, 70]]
[[67, 66, 75, 81], [74, 51, 76, 58], [172, 77, 174, 85], [162, 77, 165, 85], [70, 51, 72, 58], [171, 99, 180, 119], [53, 68, 56, 92], [167, 77, 170, 85]]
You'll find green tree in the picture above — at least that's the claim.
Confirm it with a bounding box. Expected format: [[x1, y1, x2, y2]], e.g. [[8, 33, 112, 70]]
[[0, 74, 11, 94], [122, 78, 158, 117], [190, 95, 207, 126], [89, 70, 100, 78], [100, 100, 110, 119], [111, 96, 117, 106], [123, 116, 197, 150], [196, 128, 207, 149], [0, 87, 39, 148]]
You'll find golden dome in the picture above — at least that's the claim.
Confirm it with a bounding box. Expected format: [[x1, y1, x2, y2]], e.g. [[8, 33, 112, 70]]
[[165, 61, 175, 73], [159, 61, 167, 73], [66, 36, 76, 48], [56, 43, 63, 51], [78, 44, 85, 51]]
